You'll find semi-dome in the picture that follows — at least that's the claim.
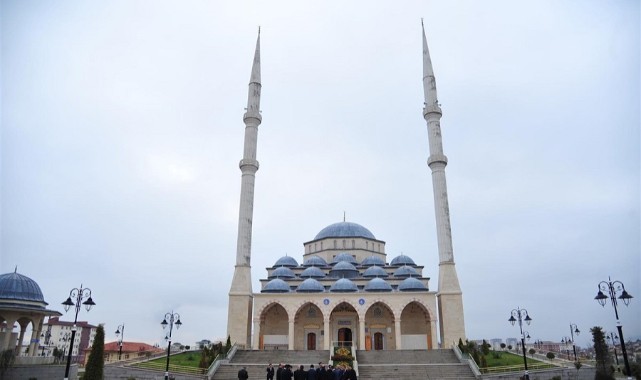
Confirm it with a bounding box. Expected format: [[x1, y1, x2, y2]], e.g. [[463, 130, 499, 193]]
[[314, 221, 376, 240], [296, 278, 325, 293], [300, 266, 326, 279], [269, 267, 296, 279], [0, 271, 45, 303], [364, 278, 393, 292], [329, 278, 358, 293], [329, 261, 359, 279], [331, 252, 358, 265], [393, 265, 418, 278], [273, 256, 299, 268], [362, 265, 388, 278], [303, 256, 328, 267], [361, 256, 385, 267], [398, 277, 428, 291], [390, 254, 416, 266], [262, 279, 291, 293]]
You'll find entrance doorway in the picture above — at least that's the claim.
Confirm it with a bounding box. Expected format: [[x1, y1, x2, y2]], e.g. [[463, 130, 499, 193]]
[[307, 333, 316, 350], [338, 328, 352, 347], [374, 332, 384, 350]]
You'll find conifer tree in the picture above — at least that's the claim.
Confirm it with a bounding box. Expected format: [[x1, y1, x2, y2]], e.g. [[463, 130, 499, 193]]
[[84, 325, 105, 380]]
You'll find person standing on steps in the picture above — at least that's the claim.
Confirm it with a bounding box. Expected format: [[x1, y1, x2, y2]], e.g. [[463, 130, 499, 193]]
[[238, 366, 249, 380], [276, 363, 284, 380], [266, 363, 274, 380], [306, 364, 317, 380], [294, 364, 307, 380]]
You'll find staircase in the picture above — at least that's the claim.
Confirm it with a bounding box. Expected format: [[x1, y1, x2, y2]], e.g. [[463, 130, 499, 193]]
[[357, 350, 476, 380], [211, 350, 329, 380]]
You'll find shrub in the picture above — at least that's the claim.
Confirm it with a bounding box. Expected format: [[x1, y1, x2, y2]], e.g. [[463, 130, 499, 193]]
[[546, 352, 555, 360]]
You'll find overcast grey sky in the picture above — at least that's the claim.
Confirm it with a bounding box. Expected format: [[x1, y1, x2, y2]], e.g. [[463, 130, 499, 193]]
[[1, 1, 639, 349]]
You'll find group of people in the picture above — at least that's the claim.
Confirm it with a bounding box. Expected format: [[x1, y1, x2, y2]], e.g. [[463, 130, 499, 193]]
[[263, 362, 357, 380]]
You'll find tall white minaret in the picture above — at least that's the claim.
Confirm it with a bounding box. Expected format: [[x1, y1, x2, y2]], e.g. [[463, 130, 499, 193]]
[[421, 21, 466, 347], [227, 29, 261, 348]]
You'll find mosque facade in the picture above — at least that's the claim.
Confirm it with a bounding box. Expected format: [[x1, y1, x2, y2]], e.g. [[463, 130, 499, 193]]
[[227, 24, 466, 351]]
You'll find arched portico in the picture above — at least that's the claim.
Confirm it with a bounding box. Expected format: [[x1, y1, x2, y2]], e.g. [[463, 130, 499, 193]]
[[257, 302, 289, 350], [329, 301, 359, 349], [364, 301, 396, 350], [400, 300, 435, 350], [293, 302, 324, 350]]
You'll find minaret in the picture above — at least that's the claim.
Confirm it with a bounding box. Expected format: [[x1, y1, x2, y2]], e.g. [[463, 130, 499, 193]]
[[227, 29, 261, 348], [421, 21, 466, 347]]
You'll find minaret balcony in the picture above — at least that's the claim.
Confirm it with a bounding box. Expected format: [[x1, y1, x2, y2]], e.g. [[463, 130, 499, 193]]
[[423, 104, 442, 117]]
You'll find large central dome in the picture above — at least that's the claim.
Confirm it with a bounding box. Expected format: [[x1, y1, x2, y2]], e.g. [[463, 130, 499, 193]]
[[0, 271, 45, 303], [314, 221, 376, 240]]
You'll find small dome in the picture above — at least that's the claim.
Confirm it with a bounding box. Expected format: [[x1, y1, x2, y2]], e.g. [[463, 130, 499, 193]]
[[0, 272, 45, 303], [329, 278, 358, 293], [361, 256, 386, 267], [329, 261, 359, 279], [331, 252, 358, 265], [393, 265, 418, 278], [262, 279, 291, 293], [364, 278, 393, 292], [303, 256, 328, 267], [362, 265, 388, 278], [300, 266, 326, 279], [274, 256, 299, 268], [296, 278, 325, 293], [315, 222, 376, 240], [398, 277, 428, 291], [269, 267, 296, 279], [390, 254, 416, 266]]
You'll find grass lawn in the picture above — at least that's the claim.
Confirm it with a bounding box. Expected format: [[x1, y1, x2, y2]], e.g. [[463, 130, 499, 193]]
[[146, 351, 204, 368], [485, 351, 546, 367]]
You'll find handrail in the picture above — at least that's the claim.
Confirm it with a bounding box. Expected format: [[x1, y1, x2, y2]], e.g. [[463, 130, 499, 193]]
[[206, 343, 237, 379], [452, 343, 482, 378]]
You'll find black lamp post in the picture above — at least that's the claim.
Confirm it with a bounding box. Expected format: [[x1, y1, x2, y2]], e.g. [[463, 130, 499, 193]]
[[61, 285, 95, 380], [509, 307, 532, 380], [606, 332, 620, 371], [115, 324, 125, 361], [594, 277, 633, 379], [161, 311, 182, 380], [561, 337, 572, 360], [568, 323, 580, 361]]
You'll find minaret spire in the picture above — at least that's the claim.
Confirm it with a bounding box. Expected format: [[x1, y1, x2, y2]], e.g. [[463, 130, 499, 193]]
[[227, 29, 262, 349], [421, 22, 466, 347]]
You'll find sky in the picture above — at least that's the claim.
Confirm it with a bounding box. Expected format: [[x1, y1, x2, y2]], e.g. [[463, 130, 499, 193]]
[[1, 1, 639, 350]]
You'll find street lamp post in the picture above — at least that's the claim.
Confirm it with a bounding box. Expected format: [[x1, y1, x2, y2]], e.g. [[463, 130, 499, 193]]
[[61, 285, 95, 380], [161, 311, 182, 380], [568, 323, 580, 361], [509, 307, 532, 380], [115, 324, 125, 361], [594, 277, 633, 379], [606, 332, 620, 371]]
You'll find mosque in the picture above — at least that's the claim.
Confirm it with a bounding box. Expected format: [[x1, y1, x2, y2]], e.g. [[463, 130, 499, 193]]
[[227, 24, 466, 352]]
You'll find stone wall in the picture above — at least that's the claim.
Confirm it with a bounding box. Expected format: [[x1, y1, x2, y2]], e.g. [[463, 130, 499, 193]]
[[3, 364, 77, 380]]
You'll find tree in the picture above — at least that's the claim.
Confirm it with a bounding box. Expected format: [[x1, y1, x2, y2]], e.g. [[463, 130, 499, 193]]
[[546, 352, 555, 360], [84, 325, 105, 380], [479, 355, 488, 368], [507, 345, 513, 350], [0, 350, 15, 380], [225, 335, 231, 354], [591, 326, 613, 378], [500, 343, 506, 351], [528, 348, 536, 357], [481, 340, 490, 356], [458, 338, 465, 353]]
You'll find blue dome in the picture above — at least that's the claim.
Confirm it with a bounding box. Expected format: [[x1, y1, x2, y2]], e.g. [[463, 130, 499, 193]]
[[361, 256, 386, 267], [331, 252, 358, 265], [362, 265, 388, 278], [398, 277, 428, 291], [274, 256, 299, 268], [329, 278, 358, 293], [394, 265, 418, 278], [314, 222, 376, 240], [0, 272, 45, 303], [303, 256, 328, 267], [329, 261, 359, 279], [364, 278, 393, 292], [296, 278, 325, 293], [262, 279, 291, 293], [269, 267, 296, 279], [390, 254, 416, 266], [300, 266, 326, 279]]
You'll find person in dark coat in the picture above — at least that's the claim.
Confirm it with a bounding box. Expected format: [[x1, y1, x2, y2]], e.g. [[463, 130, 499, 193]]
[[238, 366, 249, 380], [294, 365, 307, 380], [266, 363, 275, 380], [276, 363, 284, 380], [306, 364, 317, 380], [281, 364, 293, 380]]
